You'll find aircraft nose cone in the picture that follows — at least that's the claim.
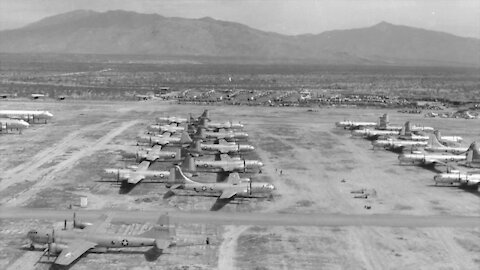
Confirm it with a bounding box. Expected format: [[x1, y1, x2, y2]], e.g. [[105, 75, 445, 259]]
[[45, 112, 53, 118], [258, 161, 264, 167]]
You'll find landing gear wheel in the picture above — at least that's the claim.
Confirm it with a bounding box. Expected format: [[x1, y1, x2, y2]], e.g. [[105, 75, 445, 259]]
[[30, 244, 34, 250]]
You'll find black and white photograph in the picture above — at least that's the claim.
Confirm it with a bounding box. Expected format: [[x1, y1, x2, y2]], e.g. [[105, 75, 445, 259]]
[[0, 0, 479, 269]]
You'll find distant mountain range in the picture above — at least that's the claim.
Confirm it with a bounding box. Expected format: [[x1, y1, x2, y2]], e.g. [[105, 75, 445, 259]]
[[0, 10, 479, 67]]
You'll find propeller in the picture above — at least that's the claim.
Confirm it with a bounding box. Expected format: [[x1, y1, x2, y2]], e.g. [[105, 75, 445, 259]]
[[73, 212, 77, 229], [249, 180, 252, 196]]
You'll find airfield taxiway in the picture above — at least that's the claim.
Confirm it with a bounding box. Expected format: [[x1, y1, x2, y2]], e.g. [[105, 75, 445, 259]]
[[0, 99, 479, 269]]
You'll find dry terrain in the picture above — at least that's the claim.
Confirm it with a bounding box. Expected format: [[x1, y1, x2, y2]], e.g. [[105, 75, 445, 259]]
[[0, 99, 479, 269]]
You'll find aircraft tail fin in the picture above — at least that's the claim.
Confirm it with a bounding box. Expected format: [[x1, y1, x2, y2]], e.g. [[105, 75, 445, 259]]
[[170, 165, 198, 185], [429, 132, 445, 148], [180, 155, 196, 173], [195, 127, 206, 139], [404, 121, 412, 135], [466, 142, 480, 164], [180, 132, 193, 144], [378, 113, 388, 129]]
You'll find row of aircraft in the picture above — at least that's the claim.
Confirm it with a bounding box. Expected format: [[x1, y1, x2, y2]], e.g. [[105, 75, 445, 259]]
[[102, 109, 274, 207], [26, 109, 272, 266], [0, 110, 53, 134], [336, 113, 480, 190]]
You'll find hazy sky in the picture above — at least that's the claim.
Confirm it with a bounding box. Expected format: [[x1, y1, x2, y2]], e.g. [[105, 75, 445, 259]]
[[1, 0, 479, 38]]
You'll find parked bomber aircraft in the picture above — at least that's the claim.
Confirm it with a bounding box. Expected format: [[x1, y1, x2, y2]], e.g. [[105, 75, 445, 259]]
[[168, 166, 274, 199], [0, 118, 29, 133], [181, 154, 263, 174], [372, 138, 428, 151], [27, 214, 174, 266], [425, 135, 468, 154], [193, 128, 248, 142], [398, 152, 467, 166], [433, 170, 480, 187], [122, 145, 181, 163], [398, 121, 429, 141], [335, 120, 377, 130], [351, 128, 399, 140], [0, 110, 53, 123], [102, 161, 170, 185], [187, 139, 255, 156], [196, 118, 244, 131], [147, 124, 185, 134], [137, 132, 192, 147], [156, 116, 188, 125]]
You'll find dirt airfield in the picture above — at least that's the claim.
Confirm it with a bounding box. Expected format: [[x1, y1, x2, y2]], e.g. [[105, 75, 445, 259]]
[[0, 99, 479, 269]]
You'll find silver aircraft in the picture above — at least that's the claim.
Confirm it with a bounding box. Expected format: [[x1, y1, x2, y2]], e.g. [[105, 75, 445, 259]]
[[433, 169, 480, 187], [196, 118, 244, 131], [180, 154, 263, 174], [0, 118, 29, 133], [147, 124, 185, 134], [0, 110, 53, 123], [187, 139, 255, 155], [156, 116, 188, 125], [27, 214, 174, 266], [121, 145, 181, 162], [372, 138, 428, 151], [137, 132, 192, 147], [168, 165, 274, 199], [102, 161, 170, 185], [193, 128, 248, 142], [424, 134, 468, 154]]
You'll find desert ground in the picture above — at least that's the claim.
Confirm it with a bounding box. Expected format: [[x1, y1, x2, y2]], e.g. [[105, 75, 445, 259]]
[[0, 99, 479, 270]]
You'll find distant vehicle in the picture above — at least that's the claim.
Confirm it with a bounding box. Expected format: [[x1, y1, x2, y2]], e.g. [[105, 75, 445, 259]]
[[137, 132, 192, 147], [134, 94, 153, 100], [27, 214, 174, 266], [31, 93, 46, 99], [0, 110, 53, 123], [102, 161, 170, 185], [425, 134, 469, 154], [167, 165, 274, 200], [0, 118, 29, 134]]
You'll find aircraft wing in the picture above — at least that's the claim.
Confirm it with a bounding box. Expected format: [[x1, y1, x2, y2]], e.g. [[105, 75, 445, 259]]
[[227, 172, 241, 185], [137, 161, 150, 171], [155, 239, 171, 250], [54, 239, 97, 265], [425, 159, 447, 166], [128, 174, 145, 185], [145, 152, 159, 162], [218, 139, 228, 145], [152, 145, 162, 152], [82, 214, 112, 234], [220, 154, 232, 161], [219, 188, 239, 199]]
